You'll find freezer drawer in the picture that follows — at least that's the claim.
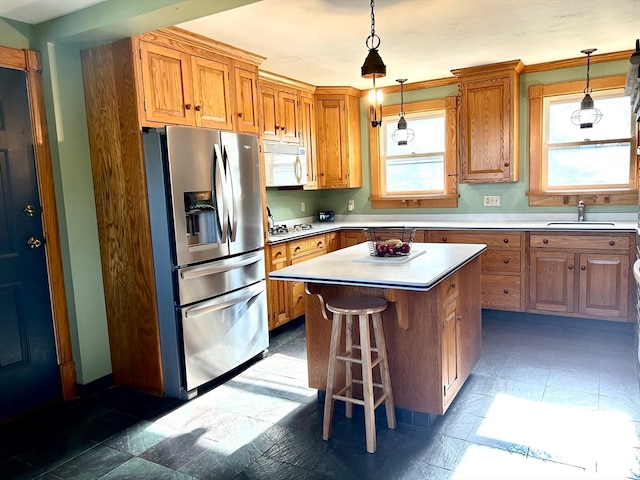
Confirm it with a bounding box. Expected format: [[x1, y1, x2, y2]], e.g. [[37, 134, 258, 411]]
[[176, 250, 265, 306], [180, 280, 268, 392]]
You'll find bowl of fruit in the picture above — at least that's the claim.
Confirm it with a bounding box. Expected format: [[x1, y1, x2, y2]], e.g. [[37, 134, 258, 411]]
[[364, 227, 416, 257]]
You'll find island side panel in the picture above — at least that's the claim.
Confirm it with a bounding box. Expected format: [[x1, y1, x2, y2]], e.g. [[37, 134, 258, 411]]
[[303, 256, 483, 415]]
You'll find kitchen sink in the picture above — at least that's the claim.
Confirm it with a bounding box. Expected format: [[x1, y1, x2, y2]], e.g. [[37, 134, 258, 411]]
[[545, 221, 616, 227]]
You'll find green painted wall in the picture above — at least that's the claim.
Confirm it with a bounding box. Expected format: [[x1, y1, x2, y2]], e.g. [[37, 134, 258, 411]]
[[267, 60, 634, 221], [0, 17, 33, 48]]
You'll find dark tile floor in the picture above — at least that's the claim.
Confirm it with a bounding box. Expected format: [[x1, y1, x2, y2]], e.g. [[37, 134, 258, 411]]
[[1, 313, 639, 479]]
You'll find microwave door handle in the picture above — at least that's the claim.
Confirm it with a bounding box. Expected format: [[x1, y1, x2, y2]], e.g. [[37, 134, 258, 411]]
[[214, 143, 228, 243], [223, 145, 237, 242], [183, 282, 265, 318], [294, 156, 302, 183]]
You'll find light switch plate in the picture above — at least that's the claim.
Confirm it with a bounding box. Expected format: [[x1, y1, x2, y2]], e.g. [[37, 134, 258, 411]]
[[483, 195, 501, 207]]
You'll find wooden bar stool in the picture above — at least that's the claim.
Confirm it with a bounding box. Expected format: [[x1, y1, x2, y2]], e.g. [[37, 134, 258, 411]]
[[322, 295, 396, 453]]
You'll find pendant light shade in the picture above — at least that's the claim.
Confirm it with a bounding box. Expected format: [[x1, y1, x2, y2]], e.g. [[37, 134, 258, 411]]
[[362, 0, 385, 127], [571, 48, 603, 128], [391, 79, 415, 145]]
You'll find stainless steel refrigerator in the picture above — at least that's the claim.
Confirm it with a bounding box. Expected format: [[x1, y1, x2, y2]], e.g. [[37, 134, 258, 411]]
[[143, 126, 268, 399]]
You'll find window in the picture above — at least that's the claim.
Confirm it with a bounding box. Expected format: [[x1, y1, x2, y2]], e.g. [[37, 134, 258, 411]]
[[528, 75, 637, 206], [369, 97, 458, 209]]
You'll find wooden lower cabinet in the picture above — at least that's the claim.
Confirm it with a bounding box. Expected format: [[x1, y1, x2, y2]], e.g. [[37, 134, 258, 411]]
[[428, 230, 526, 311], [529, 233, 633, 321], [267, 233, 331, 330], [340, 228, 366, 248]]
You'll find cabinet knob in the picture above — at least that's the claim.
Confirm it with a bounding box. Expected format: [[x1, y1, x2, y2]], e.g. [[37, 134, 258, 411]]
[[609, 241, 615, 246], [503, 289, 509, 294], [456, 315, 462, 322], [442, 237, 448, 242], [568, 264, 574, 270], [503, 238, 509, 243], [238, 112, 244, 118], [504, 162, 510, 167], [503, 258, 509, 264], [185, 104, 192, 110], [195, 105, 201, 111], [581, 265, 586, 271], [450, 282, 456, 289], [543, 239, 549, 244]]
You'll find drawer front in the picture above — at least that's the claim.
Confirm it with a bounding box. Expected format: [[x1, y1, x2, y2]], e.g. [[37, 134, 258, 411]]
[[481, 274, 522, 310], [269, 244, 287, 265], [288, 234, 326, 260], [481, 250, 522, 273], [430, 231, 522, 249], [290, 248, 326, 265], [530, 234, 630, 250], [440, 272, 460, 304]]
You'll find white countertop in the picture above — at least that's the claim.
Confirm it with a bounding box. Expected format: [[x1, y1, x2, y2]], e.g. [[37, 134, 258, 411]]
[[268, 242, 487, 291], [268, 214, 637, 244]]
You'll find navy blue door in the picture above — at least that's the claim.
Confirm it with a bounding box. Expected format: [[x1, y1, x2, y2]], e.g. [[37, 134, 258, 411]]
[[0, 67, 59, 420]]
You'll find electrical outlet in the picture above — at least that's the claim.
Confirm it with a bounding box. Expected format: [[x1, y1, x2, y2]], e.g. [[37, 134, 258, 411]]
[[300, 201, 305, 212], [348, 200, 355, 211], [483, 195, 501, 207]]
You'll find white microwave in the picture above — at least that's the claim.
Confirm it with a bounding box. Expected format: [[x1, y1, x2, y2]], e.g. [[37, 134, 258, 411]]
[[264, 143, 307, 187]]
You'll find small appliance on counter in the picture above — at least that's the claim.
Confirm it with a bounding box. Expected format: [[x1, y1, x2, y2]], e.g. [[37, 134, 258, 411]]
[[316, 210, 335, 222]]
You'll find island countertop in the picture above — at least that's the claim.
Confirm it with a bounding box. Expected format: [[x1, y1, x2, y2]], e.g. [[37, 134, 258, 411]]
[[268, 242, 487, 291]]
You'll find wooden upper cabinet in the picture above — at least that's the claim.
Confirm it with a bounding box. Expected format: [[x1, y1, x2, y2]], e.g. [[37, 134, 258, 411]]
[[139, 41, 194, 125], [191, 55, 233, 130], [259, 81, 300, 142], [315, 87, 362, 189], [136, 28, 264, 132], [452, 60, 524, 183], [233, 63, 260, 134], [300, 93, 318, 190]]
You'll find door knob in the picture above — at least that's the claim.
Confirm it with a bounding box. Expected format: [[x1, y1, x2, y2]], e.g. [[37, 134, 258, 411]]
[[24, 204, 36, 217], [27, 236, 42, 249]]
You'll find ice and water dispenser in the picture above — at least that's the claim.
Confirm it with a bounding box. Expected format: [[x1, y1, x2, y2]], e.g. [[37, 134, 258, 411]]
[[184, 191, 218, 246]]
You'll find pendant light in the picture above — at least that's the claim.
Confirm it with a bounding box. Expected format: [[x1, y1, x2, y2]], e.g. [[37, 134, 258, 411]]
[[361, 0, 385, 128], [571, 48, 603, 128], [391, 79, 415, 145]]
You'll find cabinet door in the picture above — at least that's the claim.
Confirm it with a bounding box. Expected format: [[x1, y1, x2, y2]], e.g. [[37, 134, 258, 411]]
[[279, 90, 300, 143], [442, 299, 460, 407], [233, 64, 259, 134], [458, 75, 514, 183], [579, 253, 629, 319], [326, 232, 340, 252], [191, 56, 232, 130], [340, 229, 366, 247], [289, 249, 326, 319], [316, 97, 348, 188], [139, 41, 194, 125], [530, 251, 575, 313], [259, 85, 279, 141], [301, 94, 318, 190], [268, 246, 289, 330]]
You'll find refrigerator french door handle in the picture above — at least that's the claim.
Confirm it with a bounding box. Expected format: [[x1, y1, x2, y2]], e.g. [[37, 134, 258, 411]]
[[183, 281, 265, 318], [294, 156, 302, 183], [223, 145, 237, 242], [213, 143, 228, 243], [180, 250, 263, 280]]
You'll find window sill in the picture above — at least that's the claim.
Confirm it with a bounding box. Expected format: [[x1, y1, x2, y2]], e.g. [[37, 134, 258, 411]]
[[370, 194, 459, 209], [526, 190, 638, 207]]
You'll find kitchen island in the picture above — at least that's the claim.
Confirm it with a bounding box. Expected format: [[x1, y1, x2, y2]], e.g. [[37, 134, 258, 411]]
[[269, 242, 487, 417]]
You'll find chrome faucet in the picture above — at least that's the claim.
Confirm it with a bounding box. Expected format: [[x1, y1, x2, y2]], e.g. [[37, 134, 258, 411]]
[[577, 200, 585, 222]]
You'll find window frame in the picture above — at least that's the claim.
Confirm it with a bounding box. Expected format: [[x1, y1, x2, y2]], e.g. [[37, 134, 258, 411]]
[[527, 74, 637, 206], [369, 96, 459, 209]]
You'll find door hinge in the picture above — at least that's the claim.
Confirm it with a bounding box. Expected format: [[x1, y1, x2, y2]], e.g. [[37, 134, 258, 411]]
[[143, 101, 147, 112], [442, 320, 445, 331], [443, 385, 447, 396], [139, 48, 142, 60]]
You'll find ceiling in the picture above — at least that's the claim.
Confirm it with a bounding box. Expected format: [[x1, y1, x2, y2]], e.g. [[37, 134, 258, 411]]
[[1, 0, 638, 89]]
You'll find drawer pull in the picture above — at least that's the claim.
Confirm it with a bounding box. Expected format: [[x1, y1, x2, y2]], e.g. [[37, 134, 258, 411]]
[[450, 282, 456, 289], [504, 162, 510, 167], [568, 264, 574, 270], [543, 239, 549, 244], [295, 246, 301, 252], [609, 241, 615, 246], [275, 251, 283, 257], [581, 265, 586, 271], [503, 289, 509, 294], [503, 258, 509, 264], [317, 242, 323, 247], [503, 238, 509, 244]]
